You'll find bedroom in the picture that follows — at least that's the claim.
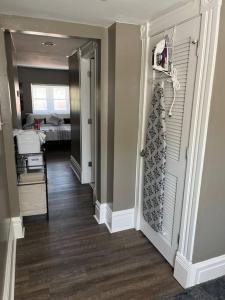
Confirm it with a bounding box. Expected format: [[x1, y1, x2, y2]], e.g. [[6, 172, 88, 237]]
[[6, 30, 99, 219], [19, 66, 71, 149]]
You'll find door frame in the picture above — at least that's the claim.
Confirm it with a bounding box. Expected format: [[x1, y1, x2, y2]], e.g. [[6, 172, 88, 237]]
[[80, 56, 92, 184], [134, 0, 222, 287], [79, 41, 99, 198], [0, 16, 107, 205]]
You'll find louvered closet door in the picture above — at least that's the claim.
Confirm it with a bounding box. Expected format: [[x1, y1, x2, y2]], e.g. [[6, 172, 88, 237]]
[[140, 16, 201, 266]]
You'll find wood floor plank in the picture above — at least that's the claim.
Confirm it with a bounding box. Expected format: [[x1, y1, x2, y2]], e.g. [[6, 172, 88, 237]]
[[15, 150, 183, 300]]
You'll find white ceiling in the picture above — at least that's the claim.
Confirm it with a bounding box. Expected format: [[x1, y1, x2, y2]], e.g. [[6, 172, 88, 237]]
[[12, 32, 88, 69], [1, 0, 190, 27]]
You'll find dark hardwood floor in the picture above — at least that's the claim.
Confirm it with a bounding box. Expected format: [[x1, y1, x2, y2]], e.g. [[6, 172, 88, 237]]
[[15, 150, 182, 300]]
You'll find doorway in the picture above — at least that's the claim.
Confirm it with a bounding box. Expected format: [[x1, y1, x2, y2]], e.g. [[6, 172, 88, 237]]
[[135, 16, 201, 266], [4, 30, 100, 220], [70, 41, 99, 201]]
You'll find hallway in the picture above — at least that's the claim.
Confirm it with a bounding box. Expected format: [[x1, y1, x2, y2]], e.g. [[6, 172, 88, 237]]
[[15, 151, 182, 300]]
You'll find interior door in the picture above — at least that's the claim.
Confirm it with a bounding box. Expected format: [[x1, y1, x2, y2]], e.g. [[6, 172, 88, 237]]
[[69, 51, 81, 176], [140, 17, 201, 266], [90, 58, 96, 185], [80, 58, 93, 184]]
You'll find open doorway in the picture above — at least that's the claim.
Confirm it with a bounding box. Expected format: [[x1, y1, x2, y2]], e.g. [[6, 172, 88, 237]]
[[69, 41, 99, 199], [6, 31, 100, 219]]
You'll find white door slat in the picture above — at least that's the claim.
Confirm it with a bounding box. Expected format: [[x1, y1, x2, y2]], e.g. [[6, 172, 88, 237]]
[[141, 17, 200, 266]]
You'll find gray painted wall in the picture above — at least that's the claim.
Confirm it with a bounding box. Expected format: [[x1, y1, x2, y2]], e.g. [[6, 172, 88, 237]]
[[18, 67, 69, 119], [0, 31, 20, 218], [107, 24, 116, 208], [193, 3, 225, 263], [5, 31, 22, 129], [108, 23, 141, 212], [0, 29, 20, 296]]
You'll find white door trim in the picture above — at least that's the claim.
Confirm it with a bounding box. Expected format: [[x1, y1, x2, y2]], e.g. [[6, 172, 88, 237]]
[[2, 218, 23, 300], [134, 0, 222, 287], [80, 57, 92, 184], [177, 0, 222, 263], [134, 22, 151, 231]]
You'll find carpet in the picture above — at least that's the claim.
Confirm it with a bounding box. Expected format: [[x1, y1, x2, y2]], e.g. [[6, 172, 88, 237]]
[[162, 276, 225, 299]]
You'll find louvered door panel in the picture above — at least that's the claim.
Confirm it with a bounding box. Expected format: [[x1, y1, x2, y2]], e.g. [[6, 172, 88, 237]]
[[159, 38, 191, 243], [163, 173, 177, 242], [155, 38, 191, 163], [140, 16, 200, 265]]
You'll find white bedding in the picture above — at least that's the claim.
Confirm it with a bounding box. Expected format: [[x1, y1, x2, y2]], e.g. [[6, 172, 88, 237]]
[[40, 124, 71, 141]]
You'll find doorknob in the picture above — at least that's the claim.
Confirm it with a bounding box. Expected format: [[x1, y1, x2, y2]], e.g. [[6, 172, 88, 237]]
[[140, 149, 146, 157]]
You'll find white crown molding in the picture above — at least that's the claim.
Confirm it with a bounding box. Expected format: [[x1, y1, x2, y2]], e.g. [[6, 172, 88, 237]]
[[150, 0, 200, 36], [140, 23, 150, 40]]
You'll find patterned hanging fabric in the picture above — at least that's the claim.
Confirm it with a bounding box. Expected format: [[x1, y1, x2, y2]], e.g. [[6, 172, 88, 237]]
[[143, 82, 167, 232]]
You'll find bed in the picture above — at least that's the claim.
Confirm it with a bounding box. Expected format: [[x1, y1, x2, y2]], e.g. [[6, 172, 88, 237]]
[[23, 114, 71, 143], [40, 124, 71, 142]]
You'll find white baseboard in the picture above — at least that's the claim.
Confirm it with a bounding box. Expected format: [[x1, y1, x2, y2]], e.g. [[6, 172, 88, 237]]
[[94, 200, 108, 224], [94, 201, 135, 233], [174, 251, 225, 288], [3, 220, 17, 300], [12, 217, 24, 239], [110, 208, 135, 233], [174, 252, 196, 288]]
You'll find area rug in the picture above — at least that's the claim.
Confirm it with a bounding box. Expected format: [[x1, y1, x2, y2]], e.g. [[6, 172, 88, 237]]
[[162, 276, 225, 299]]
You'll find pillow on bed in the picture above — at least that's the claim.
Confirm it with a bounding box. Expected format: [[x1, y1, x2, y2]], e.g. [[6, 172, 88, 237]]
[[23, 113, 34, 129], [26, 113, 34, 125], [23, 114, 45, 129], [46, 114, 63, 126]]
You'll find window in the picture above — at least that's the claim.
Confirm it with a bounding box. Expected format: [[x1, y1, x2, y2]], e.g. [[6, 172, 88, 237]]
[[31, 84, 70, 115]]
